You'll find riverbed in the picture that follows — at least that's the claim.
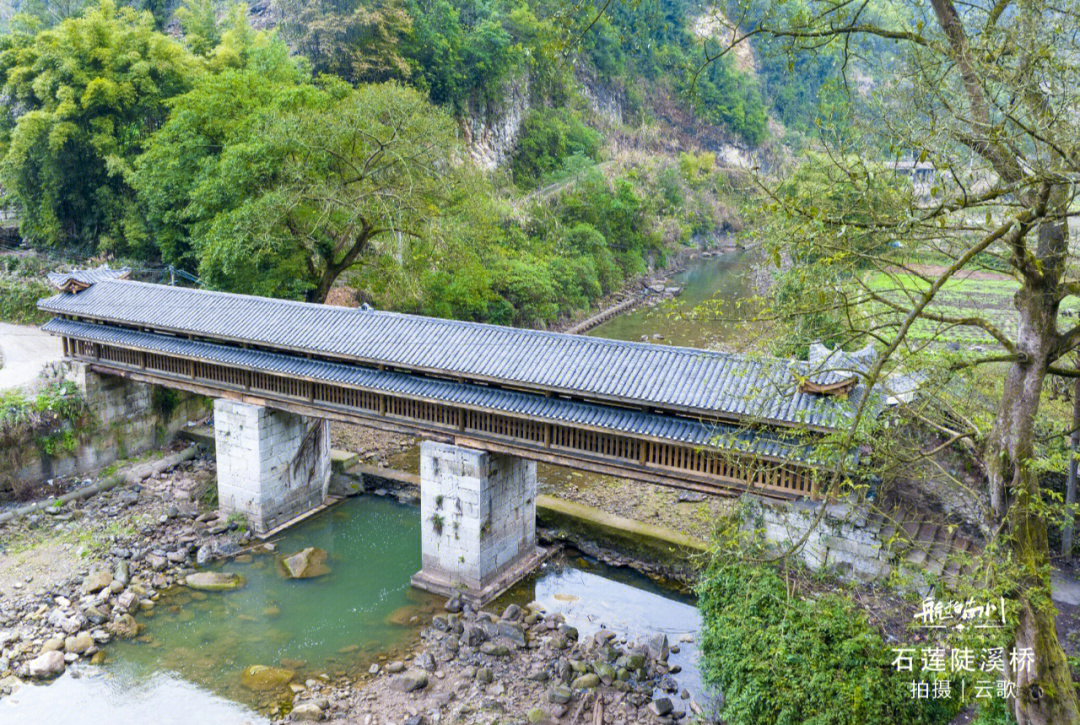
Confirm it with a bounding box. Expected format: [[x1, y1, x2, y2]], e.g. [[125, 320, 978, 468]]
[[591, 248, 758, 349], [1, 494, 705, 721]]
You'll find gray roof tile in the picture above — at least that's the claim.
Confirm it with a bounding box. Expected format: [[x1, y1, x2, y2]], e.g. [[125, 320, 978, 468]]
[[39, 280, 866, 430]]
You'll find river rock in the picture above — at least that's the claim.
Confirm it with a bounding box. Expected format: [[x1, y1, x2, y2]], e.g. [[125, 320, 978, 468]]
[[41, 637, 64, 653], [279, 548, 330, 579], [479, 642, 510, 656], [85, 606, 107, 625], [111, 559, 129, 586], [196, 544, 212, 565], [291, 703, 324, 721], [547, 685, 572, 704], [650, 696, 674, 716], [27, 650, 65, 678], [82, 568, 113, 594], [116, 590, 137, 612], [65, 632, 94, 654], [109, 614, 140, 639], [645, 632, 669, 662], [572, 673, 600, 689], [389, 669, 428, 692], [240, 664, 295, 691], [185, 571, 245, 591], [444, 592, 463, 613]]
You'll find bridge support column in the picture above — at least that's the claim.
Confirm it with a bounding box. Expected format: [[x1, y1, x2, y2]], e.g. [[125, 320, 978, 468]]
[[213, 399, 330, 534], [411, 441, 544, 604]]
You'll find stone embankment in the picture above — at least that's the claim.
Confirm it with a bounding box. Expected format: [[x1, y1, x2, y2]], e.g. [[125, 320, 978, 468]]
[[328, 593, 704, 724]]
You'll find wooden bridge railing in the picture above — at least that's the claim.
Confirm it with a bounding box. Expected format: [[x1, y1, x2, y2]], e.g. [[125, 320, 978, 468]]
[[69, 337, 821, 500]]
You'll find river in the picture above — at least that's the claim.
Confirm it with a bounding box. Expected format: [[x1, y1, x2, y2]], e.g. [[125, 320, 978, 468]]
[[1, 250, 750, 721]]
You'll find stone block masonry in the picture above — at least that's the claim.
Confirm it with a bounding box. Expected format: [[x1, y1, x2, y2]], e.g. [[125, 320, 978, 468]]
[[214, 399, 331, 534], [3, 362, 207, 493], [741, 496, 895, 583], [411, 441, 545, 604]]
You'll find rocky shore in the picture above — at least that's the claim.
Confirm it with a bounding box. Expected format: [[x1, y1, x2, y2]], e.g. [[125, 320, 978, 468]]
[[0, 446, 715, 723], [323, 593, 707, 724], [0, 451, 255, 693]]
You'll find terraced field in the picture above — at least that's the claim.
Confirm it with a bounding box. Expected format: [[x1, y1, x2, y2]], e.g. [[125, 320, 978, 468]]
[[862, 269, 1080, 347]]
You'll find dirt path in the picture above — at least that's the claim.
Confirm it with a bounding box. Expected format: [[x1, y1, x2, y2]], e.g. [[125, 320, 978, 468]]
[[0, 322, 61, 391]]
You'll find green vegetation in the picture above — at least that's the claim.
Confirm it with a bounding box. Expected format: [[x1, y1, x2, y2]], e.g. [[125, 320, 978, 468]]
[[0, 0, 768, 324], [0, 381, 88, 495], [0, 276, 51, 324], [698, 557, 959, 725], [0, 0, 196, 254], [510, 108, 601, 189]]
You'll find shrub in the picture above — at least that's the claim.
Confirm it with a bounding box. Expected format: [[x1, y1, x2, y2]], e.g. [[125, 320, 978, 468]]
[[510, 108, 601, 189], [0, 277, 52, 324], [697, 558, 959, 725]]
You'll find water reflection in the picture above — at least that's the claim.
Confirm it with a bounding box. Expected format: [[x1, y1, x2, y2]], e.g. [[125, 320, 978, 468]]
[[0, 668, 268, 725]]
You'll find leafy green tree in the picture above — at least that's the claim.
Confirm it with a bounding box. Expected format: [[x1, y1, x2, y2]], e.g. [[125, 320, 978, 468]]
[[9, 0, 90, 28], [0, 0, 197, 253], [510, 107, 601, 189], [175, 0, 222, 57], [131, 32, 319, 269], [140, 78, 472, 302], [274, 0, 412, 83]]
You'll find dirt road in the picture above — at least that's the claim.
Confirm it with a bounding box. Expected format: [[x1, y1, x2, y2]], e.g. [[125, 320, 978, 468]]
[[0, 322, 61, 391]]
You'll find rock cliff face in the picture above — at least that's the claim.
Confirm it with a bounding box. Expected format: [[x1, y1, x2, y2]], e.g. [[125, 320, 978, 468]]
[[462, 75, 531, 171], [579, 78, 624, 126]]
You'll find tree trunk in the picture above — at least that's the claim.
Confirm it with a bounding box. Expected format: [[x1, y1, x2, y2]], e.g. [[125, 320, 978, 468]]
[[1063, 368, 1080, 558], [985, 264, 1080, 723]]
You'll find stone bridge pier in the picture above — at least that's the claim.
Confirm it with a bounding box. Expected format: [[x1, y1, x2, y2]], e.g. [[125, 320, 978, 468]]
[[411, 441, 545, 604], [213, 399, 331, 535]]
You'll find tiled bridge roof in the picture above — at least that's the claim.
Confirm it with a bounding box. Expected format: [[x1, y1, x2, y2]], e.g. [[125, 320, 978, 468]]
[[39, 280, 866, 432]]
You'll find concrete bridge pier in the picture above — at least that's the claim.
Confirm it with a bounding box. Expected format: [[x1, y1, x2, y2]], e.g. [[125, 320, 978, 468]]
[[213, 399, 331, 535], [411, 441, 544, 604]]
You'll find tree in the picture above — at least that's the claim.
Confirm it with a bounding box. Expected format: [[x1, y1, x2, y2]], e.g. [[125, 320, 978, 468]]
[[138, 78, 472, 302], [273, 0, 412, 83], [0, 0, 196, 253], [692, 0, 1080, 719], [131, 26, 316, 269], [175, 0, 222, 57]]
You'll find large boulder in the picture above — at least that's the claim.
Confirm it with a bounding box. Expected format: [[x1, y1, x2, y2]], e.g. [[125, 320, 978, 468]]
[[185, 571, 245, 591], [279, 548, 330, 579], [27, 651, 65, 678], [108, 614, 140, 639], [389, 669, 428, 693], [240, 664, 295, 691], [65, 632, 94, 654], [291, 703, 324, 721]]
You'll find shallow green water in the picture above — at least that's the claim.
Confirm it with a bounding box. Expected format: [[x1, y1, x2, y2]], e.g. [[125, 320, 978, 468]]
[[108, 495, 439, 707], [588, 249, 758, 349], [1, 499, 708, 722]]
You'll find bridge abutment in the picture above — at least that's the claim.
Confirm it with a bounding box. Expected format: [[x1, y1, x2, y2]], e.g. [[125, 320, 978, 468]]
[[213, 399, 331, 534], [411, 441, 544, 604]]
